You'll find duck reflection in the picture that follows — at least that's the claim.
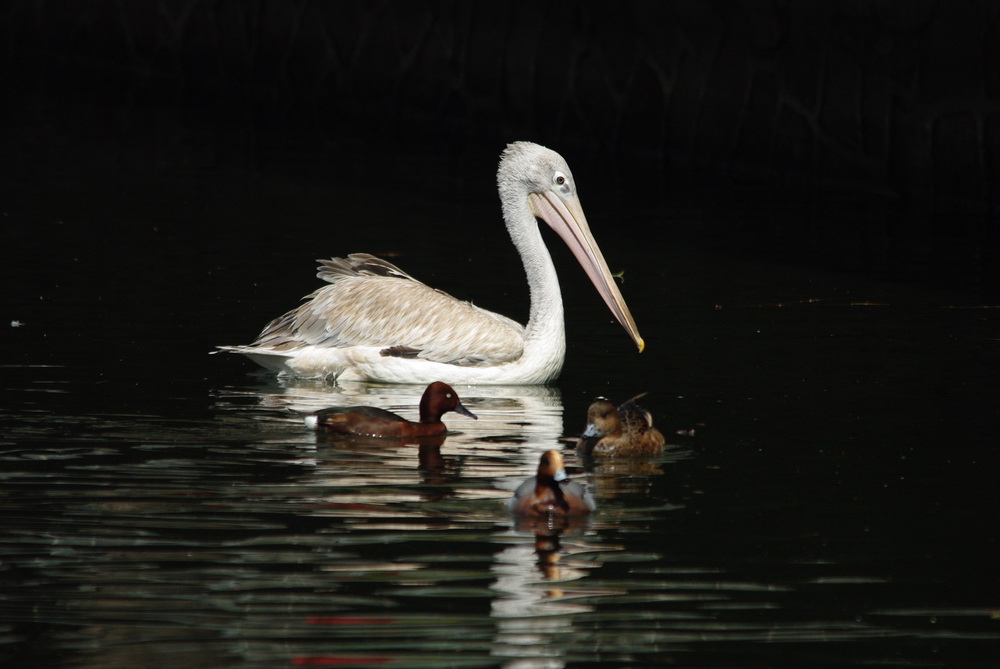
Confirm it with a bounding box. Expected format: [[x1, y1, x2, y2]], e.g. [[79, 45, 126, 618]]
[[308, 430, 459, 497], [525, 524, 592, 582], [493, 528, 594, 603], [490, 516, 617, 666], [581, 456, 665, 500]]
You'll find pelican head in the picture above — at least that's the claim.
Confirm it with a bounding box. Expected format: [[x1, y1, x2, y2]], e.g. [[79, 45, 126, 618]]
[[498, 142, 644, 352]]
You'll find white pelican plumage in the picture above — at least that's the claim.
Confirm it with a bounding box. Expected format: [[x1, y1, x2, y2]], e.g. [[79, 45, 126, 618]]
[[219, 141, 643, 384]]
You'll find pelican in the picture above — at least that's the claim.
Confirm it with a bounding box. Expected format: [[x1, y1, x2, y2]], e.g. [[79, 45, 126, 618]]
[[219, 141, 643, 384]]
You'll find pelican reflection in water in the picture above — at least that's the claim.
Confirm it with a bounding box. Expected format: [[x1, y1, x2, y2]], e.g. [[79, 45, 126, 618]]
[[219, 141, 643, 384]]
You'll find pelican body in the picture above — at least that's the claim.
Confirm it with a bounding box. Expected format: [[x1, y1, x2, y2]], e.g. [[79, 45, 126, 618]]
[[304, 381, 476, 438], [576, 394, 665, 457], [509, 449, 595, 517], [219, 142, 643, 385]]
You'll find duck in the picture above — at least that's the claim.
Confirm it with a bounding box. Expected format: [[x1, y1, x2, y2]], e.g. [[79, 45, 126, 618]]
[[508, 449, 595, 517], [218, 141, 643, 384], [303, 381, 476, 438], [576, 394, 665, 457]]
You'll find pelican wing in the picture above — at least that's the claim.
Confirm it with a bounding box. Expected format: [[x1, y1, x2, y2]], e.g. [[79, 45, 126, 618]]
[[250, 254, 525, 366]]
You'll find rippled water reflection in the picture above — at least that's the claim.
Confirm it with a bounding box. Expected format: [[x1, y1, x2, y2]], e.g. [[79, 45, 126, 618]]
[[5, 358, 998, 667]]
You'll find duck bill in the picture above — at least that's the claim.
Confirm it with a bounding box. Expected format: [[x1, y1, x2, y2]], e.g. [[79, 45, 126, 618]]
[[529, 191, 645, 352], [455, 403, 478, 420]]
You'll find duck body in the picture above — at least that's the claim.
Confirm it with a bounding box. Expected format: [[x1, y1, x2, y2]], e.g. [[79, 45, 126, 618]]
[[304, 381, 476, 438], [577, 394, 665, 457], [509, 450, 595, 517], [219, 141, 643, 385]]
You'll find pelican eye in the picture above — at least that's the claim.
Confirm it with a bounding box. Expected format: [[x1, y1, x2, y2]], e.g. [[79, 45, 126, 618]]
[[553, 171, 569, 191]]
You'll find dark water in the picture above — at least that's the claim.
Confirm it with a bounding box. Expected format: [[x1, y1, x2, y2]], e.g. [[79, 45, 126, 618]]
[[2, 96, 999, 668]]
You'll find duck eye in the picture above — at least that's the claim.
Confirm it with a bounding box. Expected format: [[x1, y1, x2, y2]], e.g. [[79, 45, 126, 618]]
[[446, 393, 453, 399]]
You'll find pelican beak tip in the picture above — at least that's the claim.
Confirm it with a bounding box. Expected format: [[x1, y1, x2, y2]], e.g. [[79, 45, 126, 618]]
[[637, 337, 645, 353]]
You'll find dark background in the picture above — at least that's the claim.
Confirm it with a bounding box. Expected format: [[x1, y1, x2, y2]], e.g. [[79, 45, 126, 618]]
[[2, 0, 997, 300]]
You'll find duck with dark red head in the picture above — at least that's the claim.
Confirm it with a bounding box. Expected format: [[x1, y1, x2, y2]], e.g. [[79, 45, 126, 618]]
[[304, 381, 476, 438]]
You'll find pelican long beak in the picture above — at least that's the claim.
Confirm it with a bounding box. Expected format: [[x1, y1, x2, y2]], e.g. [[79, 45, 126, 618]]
[[529, 190, 645, 352]]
